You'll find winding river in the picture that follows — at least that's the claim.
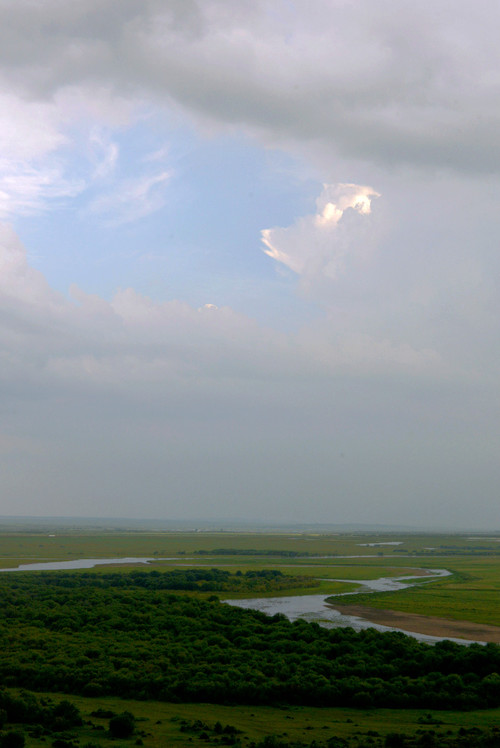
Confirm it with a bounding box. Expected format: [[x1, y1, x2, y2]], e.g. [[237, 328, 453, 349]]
[[224, 568, 485, 645]]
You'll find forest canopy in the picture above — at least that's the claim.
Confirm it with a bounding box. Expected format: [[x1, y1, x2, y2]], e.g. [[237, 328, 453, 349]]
[[0, 569, 499, 710]]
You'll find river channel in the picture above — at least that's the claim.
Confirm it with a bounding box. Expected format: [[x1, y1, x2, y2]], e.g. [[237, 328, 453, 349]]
[[224, 568, 485, 645]]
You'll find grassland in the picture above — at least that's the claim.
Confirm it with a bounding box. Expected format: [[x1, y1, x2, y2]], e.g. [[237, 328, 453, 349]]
[[327, 556, 500, 628]]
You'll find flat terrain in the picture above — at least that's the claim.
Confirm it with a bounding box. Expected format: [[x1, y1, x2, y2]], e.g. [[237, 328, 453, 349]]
[[2, 529, 500, 624]]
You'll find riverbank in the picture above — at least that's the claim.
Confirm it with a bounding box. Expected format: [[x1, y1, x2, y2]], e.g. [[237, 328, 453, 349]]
[[327, 603, 500, 643]]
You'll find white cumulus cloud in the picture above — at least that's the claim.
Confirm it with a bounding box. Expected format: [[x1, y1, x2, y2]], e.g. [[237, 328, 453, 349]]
[[262, 183, 380, 279]]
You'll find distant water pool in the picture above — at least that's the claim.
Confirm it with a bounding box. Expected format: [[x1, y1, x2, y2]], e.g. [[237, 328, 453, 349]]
[[0, 557, 174, 572]]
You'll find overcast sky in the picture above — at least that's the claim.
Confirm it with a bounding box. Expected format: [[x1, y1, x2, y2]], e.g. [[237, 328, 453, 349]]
[[1, 0, 500, 528]]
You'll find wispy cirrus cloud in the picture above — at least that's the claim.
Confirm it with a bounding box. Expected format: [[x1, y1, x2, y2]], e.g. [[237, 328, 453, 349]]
[[87, 170, 172, 225], [0, 166, 84, 220], [89, 129, 119, 180], [0, 91, 84, 218]]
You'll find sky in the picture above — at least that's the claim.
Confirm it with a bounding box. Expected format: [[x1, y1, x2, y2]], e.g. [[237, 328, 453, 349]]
[[1, 0, 500, 528]]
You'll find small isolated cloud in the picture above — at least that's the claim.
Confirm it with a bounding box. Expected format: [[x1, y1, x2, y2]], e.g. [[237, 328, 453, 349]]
[[199, 303, 219, 311], [88, 170, 172, 225], [261, 183, 380, 279]]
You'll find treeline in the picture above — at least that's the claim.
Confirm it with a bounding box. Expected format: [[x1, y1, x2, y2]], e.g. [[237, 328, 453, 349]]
[[0, 572, 500, 709], [400, 549, 500, 556], [5, 567, 319, 593], [0, 691, 81, 731], [193, 549, 315, 557]]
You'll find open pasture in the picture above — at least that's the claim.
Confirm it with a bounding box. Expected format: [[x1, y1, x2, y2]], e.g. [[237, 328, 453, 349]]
[[1, 528, 500, 567], [0, 529, 386, 566]]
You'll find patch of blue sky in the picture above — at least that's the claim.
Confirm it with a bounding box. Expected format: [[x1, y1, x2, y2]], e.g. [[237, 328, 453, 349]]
[[16, 123, 321, 329]]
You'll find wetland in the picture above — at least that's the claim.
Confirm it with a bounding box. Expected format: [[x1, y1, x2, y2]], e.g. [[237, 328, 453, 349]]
[[0, 527, 500, 746]]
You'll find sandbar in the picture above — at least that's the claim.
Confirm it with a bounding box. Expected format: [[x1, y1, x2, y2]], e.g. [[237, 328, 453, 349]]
[[328, 603, 500, 643]]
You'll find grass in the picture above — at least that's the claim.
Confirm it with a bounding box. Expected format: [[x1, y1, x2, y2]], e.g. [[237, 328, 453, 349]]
[[4, 529, 499, 567], [331, 559, 500, 626], [13, 690, 500, 747], [322, 556, 500, 626]]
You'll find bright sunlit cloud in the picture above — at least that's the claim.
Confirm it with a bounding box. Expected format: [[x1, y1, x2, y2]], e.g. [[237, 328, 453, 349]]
[[261, 183, 380, 278]]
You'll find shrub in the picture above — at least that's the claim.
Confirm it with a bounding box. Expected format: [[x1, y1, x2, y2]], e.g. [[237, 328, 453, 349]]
[[109, 712, 135, 739], [1, 732, 25, 748]]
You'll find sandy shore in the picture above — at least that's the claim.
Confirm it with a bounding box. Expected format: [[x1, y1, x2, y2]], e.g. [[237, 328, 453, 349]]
[[328, 603, 500, 643]]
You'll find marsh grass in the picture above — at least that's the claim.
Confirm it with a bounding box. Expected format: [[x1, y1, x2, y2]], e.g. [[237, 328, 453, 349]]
[[329, 558, 500, 626]]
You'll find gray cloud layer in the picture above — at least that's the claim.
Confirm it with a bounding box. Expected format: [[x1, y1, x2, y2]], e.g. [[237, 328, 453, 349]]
[[1, 2, 500, 526], [1, 220, 499, 526], [2, 0, 500, 174]]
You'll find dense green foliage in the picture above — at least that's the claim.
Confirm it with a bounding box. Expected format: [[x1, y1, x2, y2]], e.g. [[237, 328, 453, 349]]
[[12, 567, 318, 593], [0, 571, 499, 711]]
